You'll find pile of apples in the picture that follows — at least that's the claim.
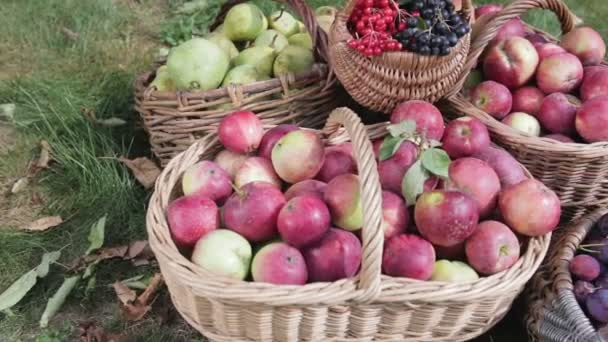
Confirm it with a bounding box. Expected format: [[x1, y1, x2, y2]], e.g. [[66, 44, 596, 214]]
[[150, 3, 337, 93], [466, 4, 608, 143], [166, 101, 561, 285]]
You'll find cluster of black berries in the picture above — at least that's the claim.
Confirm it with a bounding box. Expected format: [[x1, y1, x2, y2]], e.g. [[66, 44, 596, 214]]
[[394, 0, 470, 56]]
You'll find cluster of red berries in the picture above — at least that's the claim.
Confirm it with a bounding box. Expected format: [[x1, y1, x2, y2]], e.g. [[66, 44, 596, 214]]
[[347, 0, 403, 57]]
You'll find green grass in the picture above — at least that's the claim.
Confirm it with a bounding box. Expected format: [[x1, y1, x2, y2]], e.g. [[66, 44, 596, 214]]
[[0, 0, 606, 341]]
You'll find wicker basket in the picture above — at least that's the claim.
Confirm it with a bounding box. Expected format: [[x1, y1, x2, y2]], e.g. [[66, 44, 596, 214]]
[[147, 107, 550, 341], [526, 208, 608, 342], [328, 0, 473, 113], [444, 0, 608, 222], [134, 0, 341, 166]]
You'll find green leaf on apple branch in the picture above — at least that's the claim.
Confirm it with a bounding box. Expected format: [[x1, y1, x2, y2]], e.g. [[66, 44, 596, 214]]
[[421, 148, 451, 179], [0, 250, 61, 312], [40, 275, 81, 328], [85, 216, 106, 255], [402, 160, 429, 206], [387, 120, 417, 138], [379, 136, 406, 161]]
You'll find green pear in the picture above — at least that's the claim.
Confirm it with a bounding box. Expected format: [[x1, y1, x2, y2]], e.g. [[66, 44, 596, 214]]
[[234, 46, 276, 77], [212, 24, 225, 35], [315, 6, 338, 17], [167, 38, 230, 91], [269, 10, 299, 37], [254, 29, 289, 53], [222, 65, 260, 87], [296, 20, 306, 33], [223, 3, 266, 41], [150, 65, 176, 91], [208, 33, 239, 61], [431, 260, 480, 282], [288, 33, 313, 50], [316, 15, 335, 33], [273, 45, 314, 77]]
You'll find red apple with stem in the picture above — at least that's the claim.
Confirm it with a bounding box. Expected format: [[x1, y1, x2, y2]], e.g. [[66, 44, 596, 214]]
[[446, 158, 501, 218], [483, 37, 539, 89], [271, 130, 325, 183], [257, 124, 299, 160], [277, 195, 331, 248], [251, 242, 308, 285], [390, 100, 445, 140], [168, 194, 219, 248], [442, 117, 491, 159], [470, 81, 513, 119], [560, 27, 606, 66], [536, 53, 583, 94], [182, 160, 233, 204], [465, 220, 520, 275], [218, 111, 263, 154]]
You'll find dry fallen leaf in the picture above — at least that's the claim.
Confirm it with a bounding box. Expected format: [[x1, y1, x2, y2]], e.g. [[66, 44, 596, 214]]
[[23, 216, 63, 232], [112, 282, 136, 305], [118, 157, 160, 189], [11, 177, 29, 194], [79, 321, 128, 342], [36, 140, 52, 169], [67, 240, 152, 272], [61, 27, 80, 41], [119, 273, 163, 321]]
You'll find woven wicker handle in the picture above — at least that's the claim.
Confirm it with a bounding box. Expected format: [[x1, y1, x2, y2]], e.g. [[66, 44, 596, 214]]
[[322, 108, 384, 303], [447, 0, 579, 98], [210, 0, 329, 63]]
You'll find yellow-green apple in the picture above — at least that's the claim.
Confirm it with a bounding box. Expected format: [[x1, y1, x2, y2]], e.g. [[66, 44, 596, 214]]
[[223, 181, 286, 242], [442, 117, 491, 158], [324, 174, 363, 231], [511, 86, 545, 116], [382, 234, 435, 280], [214, 149, 248, 179], [414, 190, 480, 247], [257, 124, 299, 160], [378, 141, 417, 193], [537, 93, 580, 135], [390, 100, 445, 140], [191, 229, 252, 280], [581, 69, 608, 101], [464, 221, 520, 275], [470, 81, 513, 119], [473, 145, 527, 187], [251, 242, 308, 285], [483, 37, 539, 89], [382, 191, 409, 240], [446, 158, 501, 218], [218, 111, 263, 153], [315, 146, 356, 182], [536, 53, 583, 94], [576, 96, 608, 142], [499, 179, 561, 236], [182, 160, 233, 204], [431, 260, 480, 282], [535, 43, 567, 60], [167, 194, 219, 248], [544, 133, 575, 143], [271, 130, 325, 183], [284, 179, 326, 201], [501, 112, 541, 136], [560, 27, 606, 66], [303, 228, 362, 282], [235, 157, 282, 189], [277, 195, 330, 248]]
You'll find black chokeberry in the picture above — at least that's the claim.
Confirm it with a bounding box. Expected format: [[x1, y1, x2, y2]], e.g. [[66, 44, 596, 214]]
[[412, 0, 425, 10], [435, 22, 449, 35], [448, 14, 462, 26], [430, 36, 441, 47], [420, 45, 431, 55], [422, 8, 434, 19], [417, 32, 431, 45], [407, 17, 418, 27], [431, 47, 440, 55], [455, 25, 468, 37], [440, 45, 451, 55], [447, 32, 458, 46]]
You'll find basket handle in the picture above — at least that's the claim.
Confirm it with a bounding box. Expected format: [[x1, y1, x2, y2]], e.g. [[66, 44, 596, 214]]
[[322, 108, 384, 303], [210, 0, 330, 64], [446, 0, 580, 99]]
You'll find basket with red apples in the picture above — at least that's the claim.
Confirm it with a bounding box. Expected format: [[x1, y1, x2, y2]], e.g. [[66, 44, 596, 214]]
[[446, 0, 608, 221], [147, 103, 553, 341]]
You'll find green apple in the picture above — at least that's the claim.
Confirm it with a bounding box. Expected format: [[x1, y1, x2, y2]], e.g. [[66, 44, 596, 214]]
[[223, 3, 266, 41], [316, 15, 335, 33], [273, 45, 314, 77], [167, 38, 230, 91], [254, 29, 289, 53], [269, 10, 299, 37], [191, 229, 252, 280], [150, 65, 176, 91], [288, 33, 313, 50], [234, 46, 276, 77], [431, 260, 480, 282], [296, 20, 306, 33], [222, 65, 260, 87], [207, 33, 239, 61]]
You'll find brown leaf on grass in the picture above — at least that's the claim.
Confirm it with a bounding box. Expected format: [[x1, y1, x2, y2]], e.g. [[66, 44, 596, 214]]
[[119, 273, 163, 321], [78, 321, 128, 342], [11, 177, 29, 194], [118, 157, 160, 189], [67, 240, 152, 272], [61, 27, 80, 41], [36, 140, 52, 169], [81, 108, 126, 127], [23, 216, 63, 232], [112, 282, 136, 305]]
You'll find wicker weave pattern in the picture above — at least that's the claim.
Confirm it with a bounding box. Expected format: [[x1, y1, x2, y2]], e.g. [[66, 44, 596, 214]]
[[444, 0, 608, 222], [328, 0, 473, 113], [526, 209, 608, 342], [134, 0, 341, 166], [147, 108, 550, 341]]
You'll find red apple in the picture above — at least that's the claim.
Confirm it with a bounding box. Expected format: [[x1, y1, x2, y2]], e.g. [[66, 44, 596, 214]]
[[257, 124, 299, 160], [465, 220, 520, 275], [218, 111, 263, 154], [527, 33, 550, 47], [235, 157, 282, 189], [484, 37, 539, 89], [271, 130, 325, 183], [499, 179, 561, 236], [390, 100, 445, 141], [324, 174, 363, 231], [475, 4, 502, 19], [223, 181, 286, 242], [382, 234, 436, 280], [442, 117, 491, 158], [284, 179, 326, 201], [576, 96, 608, 142], [511, 86, 545, 116], [535, 43, 567, 60], [251, 242, 308, 285], [560, 27, 606, 66], [581, 69, 608, 101], [494, 19, 527, 44], [447, 158, 501, 218], [502, 112, 541, 136], [536, 53, 583, 94], [277, 195, 330, 248], [168, 194, 219, 248], [382, 191, 409, 240], [544, 133, 575, 143], [315, 146, 357, 182], [537, 93, 580, 135], [470, 81, 513, 119], [182, 160, 233, 204], [303, 228, 362, 282], [214, 149, 247, 179], [378, 141, 417, 194], [473, 145, 527, 187], [414, 190, 480, 247], [583, 65, 608, 84]]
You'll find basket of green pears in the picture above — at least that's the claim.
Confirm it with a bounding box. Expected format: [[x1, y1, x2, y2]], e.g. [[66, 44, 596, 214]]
[[134, 0, 341, 166]]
